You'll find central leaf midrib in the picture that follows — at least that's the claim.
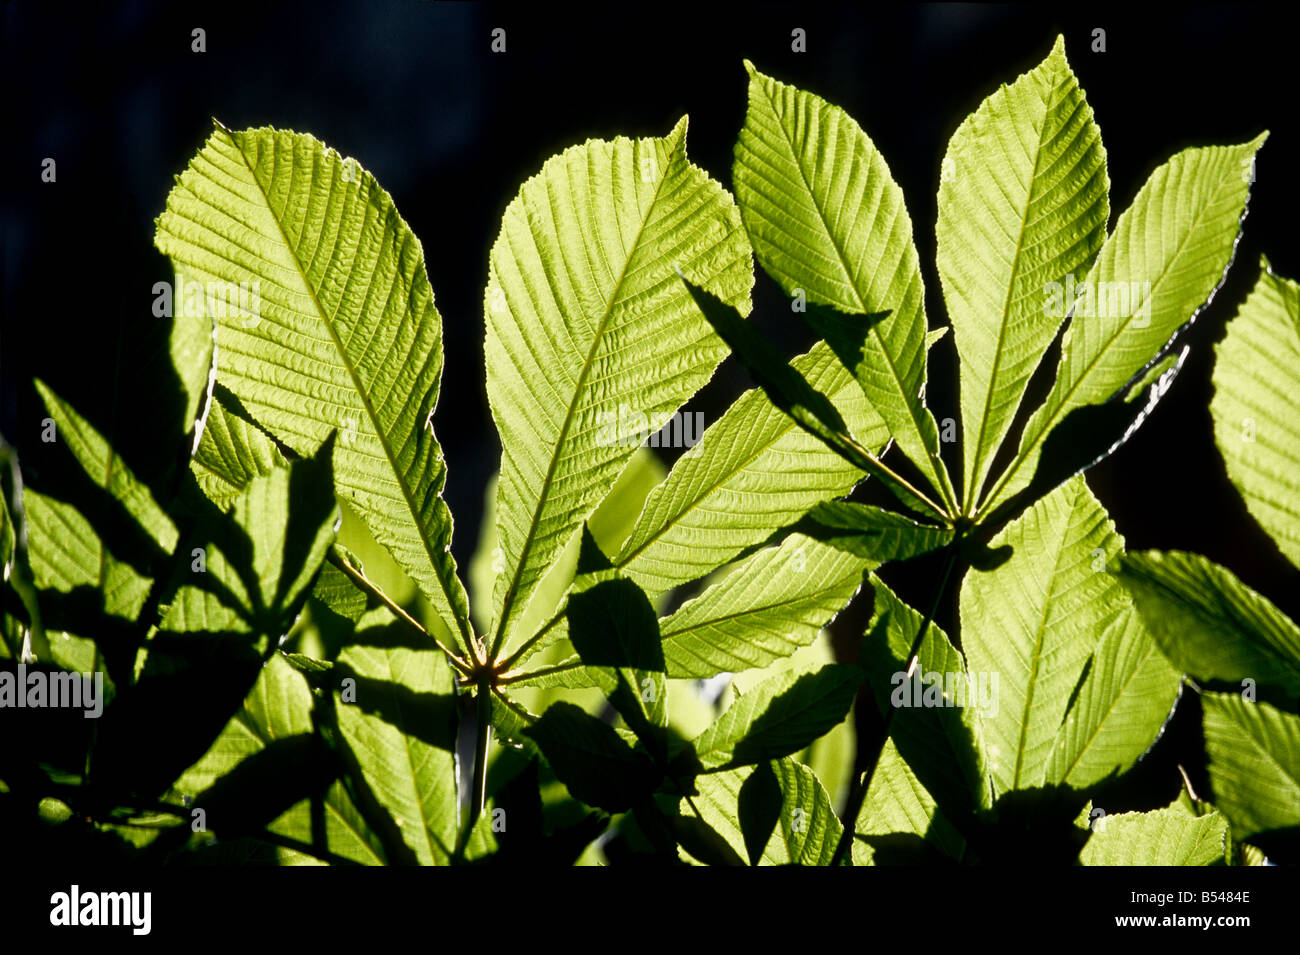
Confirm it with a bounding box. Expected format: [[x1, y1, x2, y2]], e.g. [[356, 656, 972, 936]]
[[753, 78, 943, 498], [493, 137, 678, 655], [617, 357, 862, 574], [1011, 493, 1075, 789], [965, 70, 1067, 513], [224, 130, 472, 650]]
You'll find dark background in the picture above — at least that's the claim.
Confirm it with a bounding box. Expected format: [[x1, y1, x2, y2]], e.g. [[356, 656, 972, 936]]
[[4, 1, 1296, 811]]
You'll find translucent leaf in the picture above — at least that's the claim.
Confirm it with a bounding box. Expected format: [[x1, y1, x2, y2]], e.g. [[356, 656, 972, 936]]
[[334, 606, 460, 865], [1201, 692, 1300, 841], [1045, 605, 1181, 788], [686, 756, 842, 865], [1211, 262, 1300, 570], [734, 63, 952, 504], [616, 342, 887, 596], [175, 653, 385, 864], [961, 477, 1129, 793], [1118, 550, 1300, 696], [155, 124, 473, 654], [1078, 802, 1226, 865], [853, 740, 966, 865], [690, 664, 861, 770], [864, 577, 992, 820], [988, 134, 1268, 512], [936, 36, 1108, 510], [485, 118, 753, 654]]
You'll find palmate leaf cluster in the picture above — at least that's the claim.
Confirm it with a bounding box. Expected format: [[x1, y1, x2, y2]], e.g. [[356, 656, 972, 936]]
[[0, 36, 1288, 865]]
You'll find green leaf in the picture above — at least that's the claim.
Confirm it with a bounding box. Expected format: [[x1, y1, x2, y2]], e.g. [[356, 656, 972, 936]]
[[1211, 262, 1300, 570], [853, 740, 966, 865], [1117, 551, 1300, 696], [1044, 605, 1181, 789], [510, 529, 876, 686], [657, 533, 871, 679], [687, 757, 842, 865], [175, 653, 385, 864], [734, 63, 952, 505], [485, 118, 753, 654], [1078, 802, 1227, 865], [334, 606, 460, 865], [22, 382, 178, 668], [190, 391, 287, 509], [691, 664, 862, 770], [962, 476, 1132, 794], [937, 36, 1108, 511], [987, 134, 1268, 512], [1201, 692, 1300, 840], [801, 502, 954, 559], [157, 447, 338, 643], [684, 282, 946, 519], [864, 577, 992, 820], [615, 341, 888, 597], [523, 701, 660, 813], [565, 577, 667, 744], [155, 124, 473, 654]]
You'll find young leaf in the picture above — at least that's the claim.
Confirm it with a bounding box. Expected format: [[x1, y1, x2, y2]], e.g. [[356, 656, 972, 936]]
[[961, 476, 1127, 794], [863, 577, 993, 821], [190, 391, 288, 509], [986, 134, 1268, 513], [1077, 803, 1227, 866], [155, 125, 474, 655], [615, 341, 888, 597], [684, 281, 947, 520], [174, 653, 385, 864], [937, 36, 1108, 511], [687, 757, 842, 865], [485, 118, 753, 654], [1211, 262, 1300, 570], [333, 606, 460, 865], [853, 740, 966, 865], [1117, 550, 1300, 696], [657, 533, 871, 679], [734, 63, 953, 505], [1044, 605, 1181, 789], [522, 701, 661, 813], [1200, 693, 1300, 841], [690, 664, 862, 771]]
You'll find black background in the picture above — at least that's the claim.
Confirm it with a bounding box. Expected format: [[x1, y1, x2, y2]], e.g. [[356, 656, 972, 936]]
[[4, 2, 1297, 815]]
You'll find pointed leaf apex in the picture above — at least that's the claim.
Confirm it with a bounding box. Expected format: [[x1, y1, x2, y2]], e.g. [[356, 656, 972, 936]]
[[743, 58, 758, 77], [666, 115, 689, 147]]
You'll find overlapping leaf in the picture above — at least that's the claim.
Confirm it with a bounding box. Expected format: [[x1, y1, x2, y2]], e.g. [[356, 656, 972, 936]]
[[987, 133, 1268, 511], [1118, 550, 1300, 696], [155, 125, 473, 653], [734, 63, 952, 505], [962, 477, 1132, 794], [333, 606, 460, 865], [485, 119, 753, 654], [1077, 802, 1227, 866], [937, 36, 1108, 511], [1211, 263, 1300, 569]]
